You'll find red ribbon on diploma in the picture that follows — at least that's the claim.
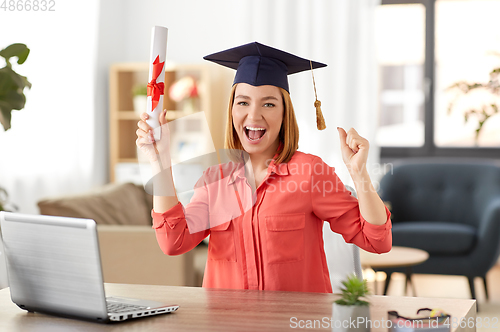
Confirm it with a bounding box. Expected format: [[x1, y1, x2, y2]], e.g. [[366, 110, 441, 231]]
[[147, 55, 165, 112]]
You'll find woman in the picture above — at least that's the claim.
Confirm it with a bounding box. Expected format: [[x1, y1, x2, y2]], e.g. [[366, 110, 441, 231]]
[[136, 42, 391, 293]]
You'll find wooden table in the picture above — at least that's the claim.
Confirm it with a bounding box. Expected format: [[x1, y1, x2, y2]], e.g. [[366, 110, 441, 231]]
[[0, 284, 475, 331], [360, 246, 429, 296]]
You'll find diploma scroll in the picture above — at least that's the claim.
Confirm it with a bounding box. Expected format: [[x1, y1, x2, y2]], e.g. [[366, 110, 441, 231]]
[[146, 26, 168, 140]]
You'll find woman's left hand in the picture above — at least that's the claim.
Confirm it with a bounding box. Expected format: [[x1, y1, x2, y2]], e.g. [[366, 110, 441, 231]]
[[337, 127, 370, 175]]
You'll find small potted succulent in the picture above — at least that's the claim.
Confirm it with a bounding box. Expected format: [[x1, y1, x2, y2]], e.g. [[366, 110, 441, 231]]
[[332, 274, 371, 332]]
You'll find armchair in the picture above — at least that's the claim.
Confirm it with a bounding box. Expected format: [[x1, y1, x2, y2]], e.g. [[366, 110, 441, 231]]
[[378, 159, 500, 300]]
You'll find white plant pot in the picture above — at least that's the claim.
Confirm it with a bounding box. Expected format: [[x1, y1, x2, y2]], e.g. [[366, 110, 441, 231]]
[[133, 95, 148, 117], [332, 303, 371, 332]]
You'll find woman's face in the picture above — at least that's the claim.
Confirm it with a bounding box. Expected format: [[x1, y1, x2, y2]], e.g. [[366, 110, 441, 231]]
[[232, 83, 284, 158]]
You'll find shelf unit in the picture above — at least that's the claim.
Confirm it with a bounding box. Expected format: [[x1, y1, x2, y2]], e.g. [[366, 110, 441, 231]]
[[109, 62, 233, 183]]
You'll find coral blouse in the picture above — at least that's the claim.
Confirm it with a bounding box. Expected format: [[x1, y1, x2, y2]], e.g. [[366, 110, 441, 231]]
[[151, 151, 392, 293]]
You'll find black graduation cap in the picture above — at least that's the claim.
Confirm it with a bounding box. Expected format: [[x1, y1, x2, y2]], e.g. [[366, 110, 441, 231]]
[[203, 41, 326, 93], [203, 42, 328, 130]]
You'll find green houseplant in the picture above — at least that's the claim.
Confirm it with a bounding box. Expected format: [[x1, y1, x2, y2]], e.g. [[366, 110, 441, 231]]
[[446, 55, 500, 144], [0, 43, 31, 211], [332, 274, 371, 332], [0, 43, 31, 131], [334, 274, 370, 306]]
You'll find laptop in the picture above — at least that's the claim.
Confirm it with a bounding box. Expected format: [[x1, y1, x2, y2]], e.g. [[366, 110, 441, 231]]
[[0, 211, 179, 323]]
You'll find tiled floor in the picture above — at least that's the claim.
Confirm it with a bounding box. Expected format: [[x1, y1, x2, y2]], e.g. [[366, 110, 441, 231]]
[[364, 264, 500, 332]]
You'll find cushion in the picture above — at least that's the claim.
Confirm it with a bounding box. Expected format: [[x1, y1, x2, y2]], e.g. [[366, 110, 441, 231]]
[[37, 183, 153, 225], [392, 222, 477, 255]]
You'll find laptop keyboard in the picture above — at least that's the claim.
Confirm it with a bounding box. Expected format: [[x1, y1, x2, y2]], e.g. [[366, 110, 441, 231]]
[[106, 301, 148, 313]]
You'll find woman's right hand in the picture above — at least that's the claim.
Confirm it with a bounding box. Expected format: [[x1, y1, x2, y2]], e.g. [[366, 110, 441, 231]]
[[136, 109, 171, 165]]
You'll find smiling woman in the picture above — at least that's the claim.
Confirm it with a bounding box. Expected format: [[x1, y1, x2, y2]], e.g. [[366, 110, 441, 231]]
[[136, 41, 392, 294]]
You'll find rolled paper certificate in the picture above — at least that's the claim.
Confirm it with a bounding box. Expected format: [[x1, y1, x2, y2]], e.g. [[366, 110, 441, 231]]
[[146, 26, 168, 140]]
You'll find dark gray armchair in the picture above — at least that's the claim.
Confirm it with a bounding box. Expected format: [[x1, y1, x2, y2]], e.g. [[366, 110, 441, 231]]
[[378, 159, 500, 300]]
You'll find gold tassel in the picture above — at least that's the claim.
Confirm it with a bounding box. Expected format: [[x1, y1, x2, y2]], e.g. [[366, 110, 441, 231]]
[[315, 100, 326, 130], [310, 60, 326, 130]]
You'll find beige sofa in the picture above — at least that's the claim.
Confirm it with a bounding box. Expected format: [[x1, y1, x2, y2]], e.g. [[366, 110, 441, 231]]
[[38, 182, 204, 287], [37, 182, 154, 226]]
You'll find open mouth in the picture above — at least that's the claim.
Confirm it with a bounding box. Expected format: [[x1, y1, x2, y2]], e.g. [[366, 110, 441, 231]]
[[244, 126, 267, 142]]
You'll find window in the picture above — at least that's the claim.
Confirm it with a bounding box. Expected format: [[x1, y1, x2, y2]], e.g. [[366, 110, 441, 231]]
[[435, 0, 500, 147], [375, 3, 426, 147], [376, 0, 500, 162]]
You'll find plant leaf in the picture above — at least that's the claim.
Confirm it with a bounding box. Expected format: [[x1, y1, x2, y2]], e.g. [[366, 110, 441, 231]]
[[446, 81, 484, 94], [0, 43, 30, 64], [11, 72, 31, 90], [22, 74, 32, 89], [336, 274, 370, 306], [4, 90, 26, 110], [0, 66, 31, 90], [0, 69, 15, 92], [16, 47, 30, 65], [490, 67, 500, 78], [0, 101, 13, 131]]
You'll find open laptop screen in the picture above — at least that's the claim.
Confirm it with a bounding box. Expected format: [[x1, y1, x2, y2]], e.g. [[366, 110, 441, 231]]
[[0, 212, 108, 321]]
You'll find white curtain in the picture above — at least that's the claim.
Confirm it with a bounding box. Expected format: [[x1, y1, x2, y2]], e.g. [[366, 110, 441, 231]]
[[234, 0, 381, 290], [0, 1, 101, 214]]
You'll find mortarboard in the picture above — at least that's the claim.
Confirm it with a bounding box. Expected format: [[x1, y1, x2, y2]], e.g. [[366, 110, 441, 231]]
[[203, 42, 327, 130]]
